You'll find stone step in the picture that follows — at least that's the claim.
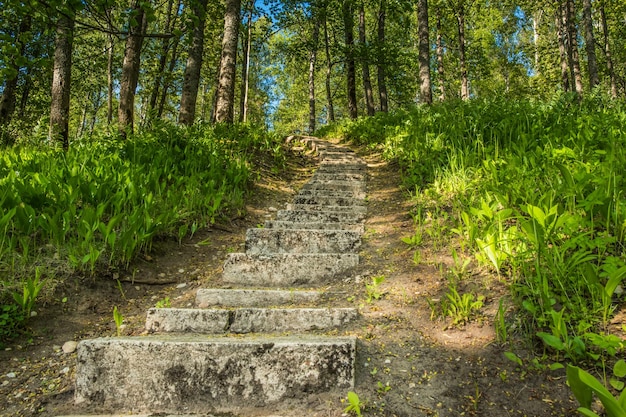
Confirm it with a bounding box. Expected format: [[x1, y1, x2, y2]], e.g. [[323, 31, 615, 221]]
[[300, 181, 365, 193], [286, 204, 367, 215], [296, 189, 366, 200], [264, 220, 364, 233], [223, 253, 359, 286], [276, 209, 365, 223], [244, 229, 361, 255], [145, 307, 358, 334], [196, 288, 322, 308], [293, 195, 364, 207], [319, 161, 366, 170], [313, 172, 365, 181], [75, 335, 356, 413]]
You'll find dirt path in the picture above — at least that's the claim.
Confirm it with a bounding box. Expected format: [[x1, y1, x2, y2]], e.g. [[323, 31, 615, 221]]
[[0, 139, 578, 417]]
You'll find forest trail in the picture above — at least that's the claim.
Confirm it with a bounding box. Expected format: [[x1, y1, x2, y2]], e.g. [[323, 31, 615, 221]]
[[1, 137, 578, 417]]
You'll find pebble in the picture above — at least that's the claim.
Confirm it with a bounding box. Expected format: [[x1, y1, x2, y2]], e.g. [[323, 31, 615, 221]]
[[384, 359, 391, 364], [176, 283, 187, 289], [178, 269, 185, 274], [30, 311, 37, 317], [2, 380, 9, 386], [61, 367, 70, 374], [62, 341, 78, 354], [135, 286, 141, 291], [268, 207, 277, 212], [6, 372, 16, 378]]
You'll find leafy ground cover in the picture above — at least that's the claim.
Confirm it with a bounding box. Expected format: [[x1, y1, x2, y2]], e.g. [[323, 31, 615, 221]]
[[0, 122, 287, 346], [319, 96, 626, 415]]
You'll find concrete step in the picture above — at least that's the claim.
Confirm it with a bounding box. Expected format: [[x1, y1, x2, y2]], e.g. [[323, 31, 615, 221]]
[[196, 288, 322, 308], [222, 253, 359, 286], [319, 161, 366, 170], [292, 195, 364, 207], [245, 229, 361, 254], [296, 189, 366, 200], [276, 209, 365, 223], [75, 335, 356, 413], [145, 307, 358, 334], [300, 181, 366, 193], [264, 220, 364, 233], [313, 172, 365, 182], [286, 204, 367, 215]]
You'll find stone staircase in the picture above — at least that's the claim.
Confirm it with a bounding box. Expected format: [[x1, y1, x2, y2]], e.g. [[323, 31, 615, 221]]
[[71, 138, 367, 415]]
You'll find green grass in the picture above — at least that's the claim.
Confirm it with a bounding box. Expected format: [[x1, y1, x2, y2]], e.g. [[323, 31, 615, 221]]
[[320, 94, 626, 364]]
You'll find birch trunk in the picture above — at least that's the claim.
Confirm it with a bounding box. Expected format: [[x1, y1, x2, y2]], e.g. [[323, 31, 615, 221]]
[[377, 0, 388, 112], [343, 0, 358, 119], [417, 0, 432, 104], [49, 14, 74, 149], [359, 2, 375, 116], [582, 0, 599, 89], [214, 0, 242, 124]]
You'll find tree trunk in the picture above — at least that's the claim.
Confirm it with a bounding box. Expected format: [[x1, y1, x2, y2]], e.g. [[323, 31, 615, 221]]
[[323, 8, 335, 123], [49, 14, 74, 149], [456, 5, 469, 100], [435, 9, 445, 101], [599, 1, 617, 98], [149, 0, 179, 113], [582, 0, 599, 89], [118, 0, 147, 138], [359, 2, 375, 116], [215, 0, 242, 124], [556, 5, 570, 91], [417, 0, 432, 104], [107, 32, 114, 124], [532, 10, 542, 76], [565, 0, 584, 98], [0, 16, 30, 126], [377, 0, 388, 112], [158, 36, 181, 118], [343, 0, 358, 119], [179, 0, 209, 125], [308, 14, 320, 133], [240, 3, 253, 123]]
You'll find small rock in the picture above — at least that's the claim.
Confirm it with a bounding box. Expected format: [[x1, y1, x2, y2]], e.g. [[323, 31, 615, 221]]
[[61, 367, 70, 374], [52, 345, 61, 353], [409, 383, 416, 389], [176, 283, 187, 289], [268, 207, 277, 212], [384, 359, 391, 364], [62, 341, 78, 354], [30, 311, 37, 317], [178, 268, 185, 274], [135, 286, 141, 291], [6, 372, 16, 378], [2, 380, 9, 386]]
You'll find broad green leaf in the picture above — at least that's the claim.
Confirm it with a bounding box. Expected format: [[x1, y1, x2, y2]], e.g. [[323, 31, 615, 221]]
[[537, 332, 565, 351], [614, 360, 626, 378]]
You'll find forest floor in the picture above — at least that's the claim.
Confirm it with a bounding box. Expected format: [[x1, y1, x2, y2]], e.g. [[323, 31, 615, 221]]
[[0, 138, 580, 417]]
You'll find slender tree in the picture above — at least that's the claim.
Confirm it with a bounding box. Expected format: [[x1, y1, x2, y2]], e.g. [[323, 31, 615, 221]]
[[454, 3, 469, 100], [417, 0, 432, 104], [308, 7, 321, 133], [343, 0, 358, 119], [435, 7, 446, 101], [556, 4, 570, 91], [215, 0, 242, 124], [179, 0, 209, 125], [49, 13, 75, 149], [581, 0, 599, 89], [0, 16, 31, 127], [118, 0, 148, 138], [377, 0, 388, 112], [565, 0, 583, 97], [239, 1, 254, 123], [323, 2, 335, 122], [358, 1, 375, 116], [598, 1, 617, 98]]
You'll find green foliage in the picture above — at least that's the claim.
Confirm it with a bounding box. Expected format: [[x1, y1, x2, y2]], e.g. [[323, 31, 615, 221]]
[[322, 96, 626, 363], [12, 267, 44, 317], [113, 306, 123, 337], [365, 275, 386, 303], [0, 122, 287, 305], [0, 303, 26, 347], [155, 297, 171, 308], [567, 363, 626, 417], [344, 391, 364, 417]]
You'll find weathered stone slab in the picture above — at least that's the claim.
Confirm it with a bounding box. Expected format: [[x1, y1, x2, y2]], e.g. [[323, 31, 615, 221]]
[[301, 181, 365, 193], [75, 335, 356, 413], [287, 204, 367, 215], [223, 253, 359, 286], [276, 209, 365, 223], [293, 195, 365, 207], [297, 189, 367, 200], [196, 288, 321, 308], [145, 308, 358, 334], [264, 220, 364, 233], [245, 228, 361, 254], [313, 172, 365, 182], [319, 162, 366, 171]]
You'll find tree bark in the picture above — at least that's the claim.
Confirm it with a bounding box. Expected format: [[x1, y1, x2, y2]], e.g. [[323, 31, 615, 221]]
[[240, 2, 253, 123], [456, 5, 469, 100], [377, 0, 388, 112], [532, 10, 542, 76], [179, 0, 209, 125], [49, 14, 74, 149], [417, 0, 432, 104], [435, 9, 445, 101], [599, 1, 617, 98], [308, 13, 320, 133], [149, 0, 179, 114], [323, 7, 335, 123], [582, 0, 599, 89], [343, 0, 358, 119], [556, 4, 570, 91], [118, 0, 148, 138], [565, 0, 584, 98], [0, 16, 30, 126], [214, 0, 242, 124], [359, 2, 375, 116], [158, 36, 181, 118]]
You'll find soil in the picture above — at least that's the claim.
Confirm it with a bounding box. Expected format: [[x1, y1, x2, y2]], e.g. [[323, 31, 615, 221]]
[[0, 138, 579, 417]]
